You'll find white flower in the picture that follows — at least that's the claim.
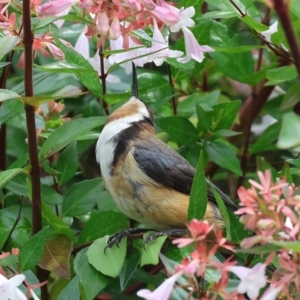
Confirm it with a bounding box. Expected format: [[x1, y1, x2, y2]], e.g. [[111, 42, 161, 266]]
[[0, 274, 26, 300], [74, 28, 120, 83], [226, 263, 267, 300], [145, 18, 183, 66], [137, 271, 183, 300], [177, 26, 214, 63], [169, 6, 195, 32], [260, 21, 278, 42]]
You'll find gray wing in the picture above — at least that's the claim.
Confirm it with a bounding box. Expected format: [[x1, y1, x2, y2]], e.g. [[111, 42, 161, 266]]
[[133, 138, 238, 212]]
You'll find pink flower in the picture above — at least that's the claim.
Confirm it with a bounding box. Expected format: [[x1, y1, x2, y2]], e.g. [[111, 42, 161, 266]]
[[138, 0, 156, 10], [137, 271, 183, 300], [169, 6, 195, 32], [177, 26, 214, 63], [37, 0, 78, 15], [46, 43, 64, 59], [150, 5, 179, 26], [226, 263, 267, 299], [127, 0, 142, 11], [186, 219, 214, 239]]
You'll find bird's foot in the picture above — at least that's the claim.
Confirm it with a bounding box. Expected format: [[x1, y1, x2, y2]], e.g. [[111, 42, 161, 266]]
[[143, 228, 187, 245], [105, 228, 150, 253]]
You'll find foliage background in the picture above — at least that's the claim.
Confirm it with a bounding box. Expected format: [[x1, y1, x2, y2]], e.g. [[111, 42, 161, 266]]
[[0, 0, 300, 299]]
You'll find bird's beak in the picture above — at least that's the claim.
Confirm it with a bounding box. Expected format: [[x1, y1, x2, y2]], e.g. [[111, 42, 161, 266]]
[[131, 62, 138, 98]]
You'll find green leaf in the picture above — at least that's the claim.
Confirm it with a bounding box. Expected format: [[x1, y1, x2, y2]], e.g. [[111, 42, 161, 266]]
[[62, 178, 102, 217], [119, 248, 140, 291], [0, 255, 18, 267], [87, 236, 127, 277], [54, 38, 102, 97], [281, 82, 300, 110], [188, 151, 207, 220], [277, 112, 300, 149], [266, 66, 297, 86], [270, 240, 300, 252], [210, 185, 231, 240], [42, 202, 75, 241], [34, 61, 97, 73], [76, 211, 127, 245], [55, 141, 78, 185], [42, 185, 63, 205], [19, 226, 49, 271], [39, 116, 106, 161], [196, 104, 212, 133], [201, 11, 237, 19], [0, 168, 24, 189], [0, 62, 11, 69], [241, 15, 269, 32], [74, 249, 110, 300], [204, 141, 242, 175], [0, 89, 21, 102], [39, 234, 73, 278], [0, 36, 20, 60], [57, 276, 80, 300], [33, 16, 60, 30], [156, 116, 198, 145], [141, 233, 167, 266]]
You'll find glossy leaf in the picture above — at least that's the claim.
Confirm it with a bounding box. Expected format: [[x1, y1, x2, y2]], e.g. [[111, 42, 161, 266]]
[[57, 276, 80, 300], [39, 116, 106, 161], [62, 178, 102, 217], [141, 233, 167, 266], [281, 82, 300, 110], [0, 89, 21, 102], [266, 66, 297, 86], [188, 151, 207, 220], [76, 211, 127, 245], [74, 249, 110, 300], [19, 226, 49, 271], [87, 236, 127, 277], [204, 141, 242, 175], [0, 168, 24, 189], [156, 116, 198, 145], [34, 61, 96, 73], [54, 38, 102, 97], [0, 36, 20, 60]]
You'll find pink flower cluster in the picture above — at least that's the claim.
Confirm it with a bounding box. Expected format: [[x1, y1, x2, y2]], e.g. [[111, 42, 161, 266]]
[[137, 170, 300, 300], [37, 0, 214, 66]]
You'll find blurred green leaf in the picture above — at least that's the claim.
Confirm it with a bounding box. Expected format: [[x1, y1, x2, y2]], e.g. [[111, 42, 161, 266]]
[[201, 11, 237, 19], [277, 112, 300, 149], [141, 233, 167, 266], [270, 240, 300, 252], [54, 37, 102, 97], [213, 101, 241, 130], [74, 249, 110, 300], [281, 161, 293, 184], [57, 276, 80, 300], [236, 244, 281, 254], [42, 202, 75, 241], [42, 185, 63, 205], [19, 226, 49, 271], [241, 15, 269, 32], [87, 236, 127, 277], [55, 141, 78, 185], [188, 151, 207, 220], [39, 116, 106, 161], [34, 61, 96, 73], [204, 141, 242, 175], [281, 82, 300, 110], [0, 62, 11, 69], [156, 116, 198, 145], [0, 36, 20, 60], [62, 178, 102, 217], [0, 168, 24, 189], [76, 211, 127, 245], [0, 89, 21, 102], [266, 66, 297, 86]]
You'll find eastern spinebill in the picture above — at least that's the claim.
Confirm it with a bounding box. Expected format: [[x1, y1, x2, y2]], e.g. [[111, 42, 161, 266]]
[[96, 64, 238, 246]]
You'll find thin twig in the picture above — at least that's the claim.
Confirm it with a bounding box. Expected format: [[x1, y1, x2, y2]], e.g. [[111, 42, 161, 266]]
[[273, 0, 300, 80], [229, 0, 246, 17], [1, 197, 23, 251], [167, 64, 177, 115], [23, 1, 49, 299], [48, 160, 59, 216], [99, 46, 109, 115]]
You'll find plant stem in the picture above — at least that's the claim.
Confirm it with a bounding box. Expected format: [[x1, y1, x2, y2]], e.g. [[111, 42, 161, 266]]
[[23, 1, 49, 299], [99, 46, 109, 115], [167, 64, 177, 115], [273, 0, 300, 80]]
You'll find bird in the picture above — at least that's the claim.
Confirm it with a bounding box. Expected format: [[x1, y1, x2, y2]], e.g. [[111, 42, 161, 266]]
[[96, 63, 238, 247]]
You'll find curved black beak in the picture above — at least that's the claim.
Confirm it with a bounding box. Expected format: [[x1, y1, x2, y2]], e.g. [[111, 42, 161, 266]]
[[131, 62, 138, 98]]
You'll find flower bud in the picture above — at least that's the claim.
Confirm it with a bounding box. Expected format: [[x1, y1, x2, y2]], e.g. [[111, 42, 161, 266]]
[[109, 18, 121, 40], [97, 12, 110, 36]]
